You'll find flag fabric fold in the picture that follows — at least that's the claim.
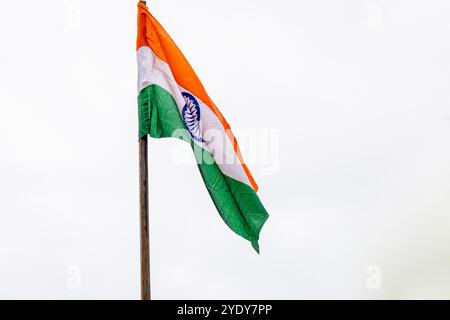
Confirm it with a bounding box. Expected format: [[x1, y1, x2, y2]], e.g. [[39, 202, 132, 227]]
[[137, 3, 269, 252]]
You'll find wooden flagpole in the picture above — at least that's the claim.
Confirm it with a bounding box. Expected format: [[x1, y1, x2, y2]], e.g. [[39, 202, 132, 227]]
[[139, 136, 150, 300], [139, 0, 151, 301]]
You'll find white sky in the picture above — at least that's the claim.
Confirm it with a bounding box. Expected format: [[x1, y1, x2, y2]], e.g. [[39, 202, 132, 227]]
[[1, 0, 450, 299]]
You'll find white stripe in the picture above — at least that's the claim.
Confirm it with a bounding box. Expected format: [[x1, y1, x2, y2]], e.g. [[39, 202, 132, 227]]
[[137, 46, 251, 188]]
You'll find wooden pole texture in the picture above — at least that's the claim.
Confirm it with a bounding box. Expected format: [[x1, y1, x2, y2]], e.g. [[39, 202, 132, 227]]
[[139, 135, 151, 300]]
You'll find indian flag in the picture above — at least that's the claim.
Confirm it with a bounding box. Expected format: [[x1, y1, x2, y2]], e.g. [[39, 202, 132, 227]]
[[137, 2, 269, 252]]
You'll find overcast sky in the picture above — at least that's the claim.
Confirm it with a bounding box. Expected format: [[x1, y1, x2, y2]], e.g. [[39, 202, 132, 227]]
[[1, 0, 450, 299]]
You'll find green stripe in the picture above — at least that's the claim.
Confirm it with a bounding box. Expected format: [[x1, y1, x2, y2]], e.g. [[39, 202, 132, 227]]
[[138, 84, 269, 253]]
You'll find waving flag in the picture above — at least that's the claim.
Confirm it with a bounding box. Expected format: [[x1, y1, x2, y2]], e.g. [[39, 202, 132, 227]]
[[137, 3, 269, 252]]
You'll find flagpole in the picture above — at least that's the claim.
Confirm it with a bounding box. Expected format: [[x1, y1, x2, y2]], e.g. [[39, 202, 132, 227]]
[[139, 0, 151, 300]]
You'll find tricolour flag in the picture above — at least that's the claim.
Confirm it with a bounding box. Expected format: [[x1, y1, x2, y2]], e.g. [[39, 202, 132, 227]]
[[137, 3, 269, 252]]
